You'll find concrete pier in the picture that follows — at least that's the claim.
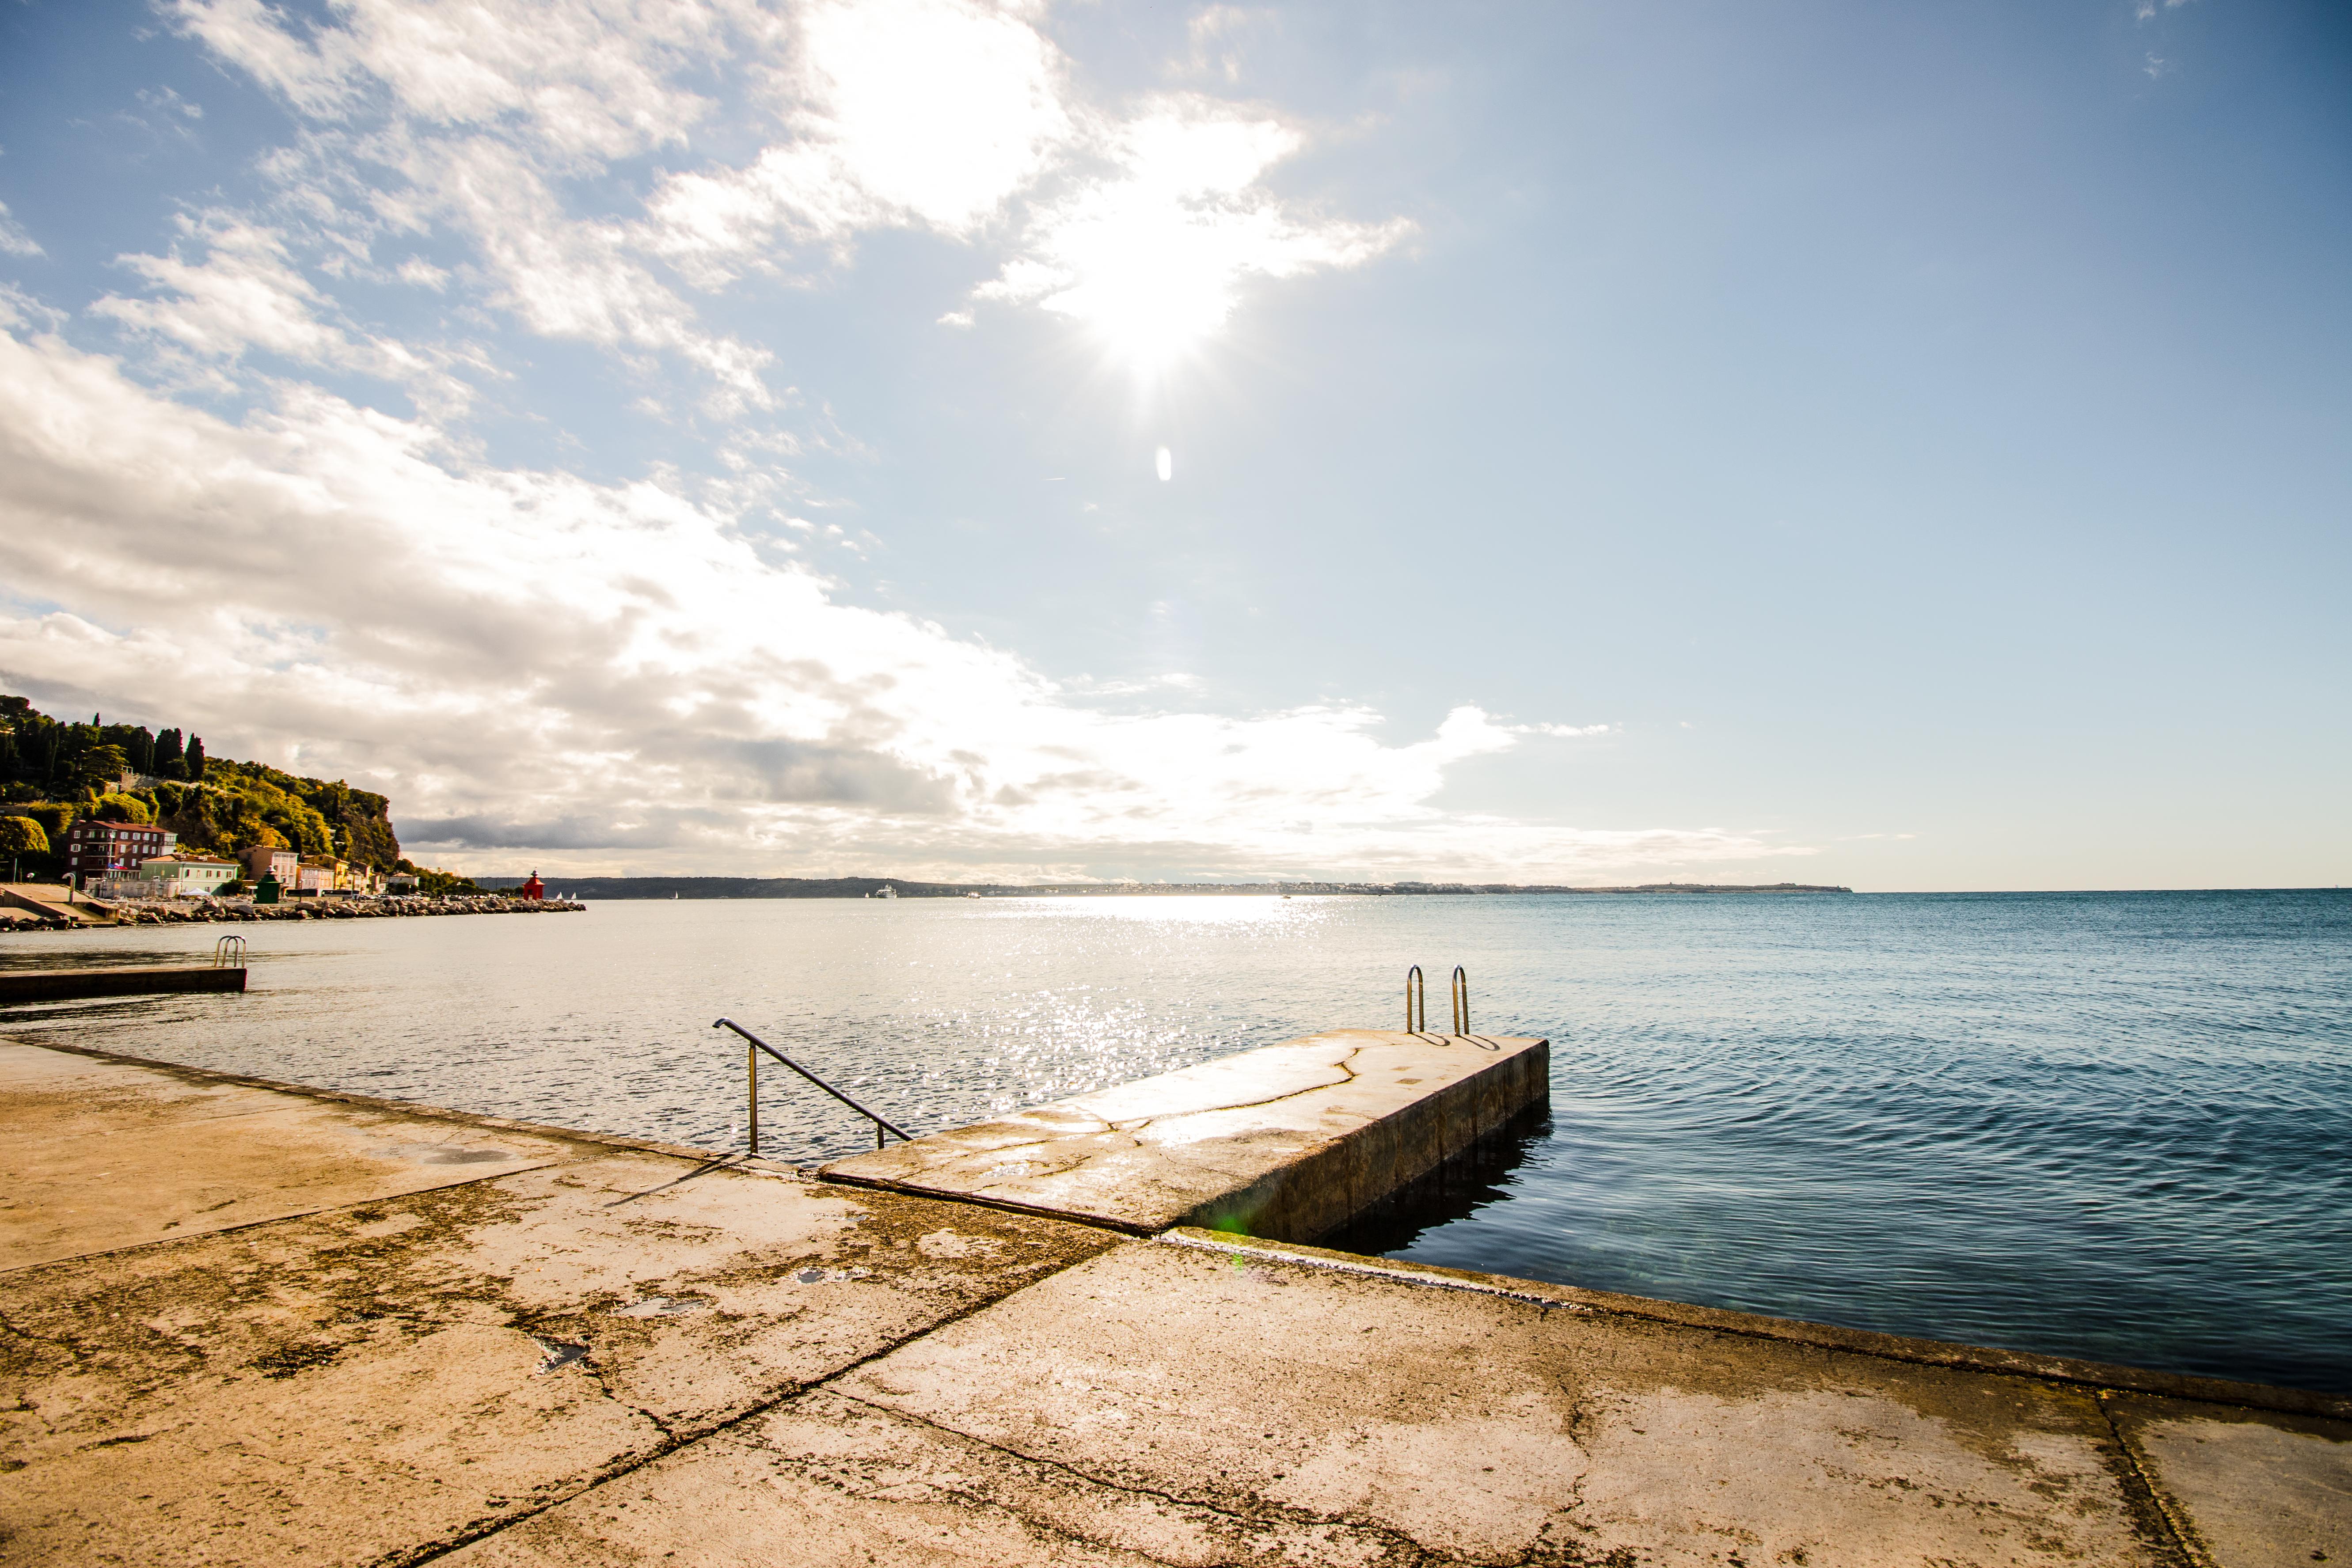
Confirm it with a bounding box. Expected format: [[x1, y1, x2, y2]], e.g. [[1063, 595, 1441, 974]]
[[826, 1028, 1550, 1239], [0, 1037, 2344, 1567], [0, 885, 109, 926], [0, 964, 246, 1003]]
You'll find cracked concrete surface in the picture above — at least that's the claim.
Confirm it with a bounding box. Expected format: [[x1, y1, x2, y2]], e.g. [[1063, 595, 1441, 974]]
[[824, 1241, 2180, 1566], [3, 1039, 2344, 1568], [0, 1044, 1117, 1566], [2108, 1394, 2352, 1567], [825, 1029, 1550, 1239]]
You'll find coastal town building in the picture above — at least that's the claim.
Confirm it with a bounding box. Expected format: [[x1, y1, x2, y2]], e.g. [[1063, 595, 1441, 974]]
[[65, 820, 177, 881], [287, 856, 386, 896], [239, 845, 299, 885], [139, 856, 239, 896], [386, 872, 419, 896]]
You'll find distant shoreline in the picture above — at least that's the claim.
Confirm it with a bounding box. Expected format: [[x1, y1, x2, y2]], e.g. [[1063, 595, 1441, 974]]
[[467, 876, 1855, 900]]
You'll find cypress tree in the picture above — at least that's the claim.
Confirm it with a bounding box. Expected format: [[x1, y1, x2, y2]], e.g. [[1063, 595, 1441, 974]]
[[155, 728, 184, 776], [186, 736, 208, 780]]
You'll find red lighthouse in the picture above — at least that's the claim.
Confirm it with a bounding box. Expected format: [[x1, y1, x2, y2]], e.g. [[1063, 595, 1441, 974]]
[[520, 871, 546, 900]]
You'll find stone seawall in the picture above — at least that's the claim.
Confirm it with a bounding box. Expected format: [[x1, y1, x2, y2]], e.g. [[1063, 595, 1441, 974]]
[[0, 893, 585, 931]]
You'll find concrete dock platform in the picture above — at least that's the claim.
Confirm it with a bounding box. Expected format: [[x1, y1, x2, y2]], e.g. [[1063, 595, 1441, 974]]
[[0, 965, 247, 1004], [826, 1028, 1550, 1240], [0, 1038, 2344, 1566], [0, 885, 109, 926]]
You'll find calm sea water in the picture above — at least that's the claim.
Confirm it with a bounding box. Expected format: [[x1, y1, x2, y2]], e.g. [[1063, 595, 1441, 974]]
[[4, 891, 2346, 1393]]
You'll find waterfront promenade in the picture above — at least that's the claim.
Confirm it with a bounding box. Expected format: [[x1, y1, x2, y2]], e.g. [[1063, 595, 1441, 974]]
[[0, 1037, 2343, 1566]]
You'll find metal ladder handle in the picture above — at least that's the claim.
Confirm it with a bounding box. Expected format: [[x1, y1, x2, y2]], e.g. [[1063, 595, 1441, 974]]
[[1405, 965, 1426, 1033], [712, 1017, 914, 1153], [1451, 965, 1469, 1036]]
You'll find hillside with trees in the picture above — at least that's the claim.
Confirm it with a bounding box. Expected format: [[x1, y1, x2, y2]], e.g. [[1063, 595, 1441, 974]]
[[0, 695, 469, 888]]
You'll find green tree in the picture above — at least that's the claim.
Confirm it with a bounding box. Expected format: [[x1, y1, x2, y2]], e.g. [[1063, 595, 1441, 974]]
[[185, 736, 208, 780], [94, 792, 153, 824], [73, 744, 130, 793], [0, 815, 53, 880], [155, 727, 185, 778], [18, 803, 76, 846]]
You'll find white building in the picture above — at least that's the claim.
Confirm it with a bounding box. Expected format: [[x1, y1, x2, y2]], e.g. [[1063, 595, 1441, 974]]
[[140, 857, 239, 896]]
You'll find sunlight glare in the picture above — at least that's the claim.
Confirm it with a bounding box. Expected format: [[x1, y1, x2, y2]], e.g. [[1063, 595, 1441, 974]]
[[982, 106, 1405, 376]]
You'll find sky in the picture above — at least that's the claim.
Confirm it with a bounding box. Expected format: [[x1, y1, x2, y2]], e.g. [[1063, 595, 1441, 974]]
[[0, 0, 2345, 889]]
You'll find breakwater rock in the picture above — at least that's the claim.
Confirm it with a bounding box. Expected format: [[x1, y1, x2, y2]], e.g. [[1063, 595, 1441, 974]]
[[1, 895, 584, 931]]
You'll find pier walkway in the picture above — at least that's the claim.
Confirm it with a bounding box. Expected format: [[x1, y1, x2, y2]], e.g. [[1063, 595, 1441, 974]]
[[0, 1037, 2343, 1566]]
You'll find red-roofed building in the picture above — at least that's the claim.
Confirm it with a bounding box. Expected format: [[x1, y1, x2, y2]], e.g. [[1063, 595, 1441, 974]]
[[66, 820, 177, 881]]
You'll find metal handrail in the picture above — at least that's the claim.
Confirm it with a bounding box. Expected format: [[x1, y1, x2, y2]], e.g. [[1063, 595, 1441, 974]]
[[1451, 965, 1470, 1036], [1405, 965, 1426, 1033], [213, 934, 247, 969], [712, 1017, 913, 1154]]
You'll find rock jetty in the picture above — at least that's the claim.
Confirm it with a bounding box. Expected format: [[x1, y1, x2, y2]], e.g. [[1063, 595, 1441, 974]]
[[0, 893, 582, 931]]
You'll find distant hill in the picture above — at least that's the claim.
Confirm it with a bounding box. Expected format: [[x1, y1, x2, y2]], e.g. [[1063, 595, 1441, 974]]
[[0, 693, 479, 889], [476, 876, 1854, 899]]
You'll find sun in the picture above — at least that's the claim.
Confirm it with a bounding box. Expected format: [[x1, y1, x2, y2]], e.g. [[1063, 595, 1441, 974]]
[[1037, 200, 1240, 376]]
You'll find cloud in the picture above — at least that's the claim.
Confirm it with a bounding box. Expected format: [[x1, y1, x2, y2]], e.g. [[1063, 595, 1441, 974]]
[[90, 211, 478, 411], [0, 201, 43, 258], [975, 98, 1413, 368], [1183, 6, 1259, 85], [166, 0, 741, 159], [167, 0, 780, 402], [95, 215, 357, 365], [1516, 721, 1613, 738], [634, 0, 1072, 284], [14, 3, 1809, 882], [166, 0, 1404, 398], [0, 319, 1795, 881]]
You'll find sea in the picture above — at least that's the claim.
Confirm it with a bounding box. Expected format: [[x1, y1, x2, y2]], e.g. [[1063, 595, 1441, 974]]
[[4, 889, 2346, 1393]]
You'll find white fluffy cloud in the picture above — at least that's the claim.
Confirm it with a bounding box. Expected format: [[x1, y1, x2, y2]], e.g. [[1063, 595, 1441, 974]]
[[161, 0, 1400, 383], [0, 315, 1790, 880], [642, 0, 1073, 284]]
